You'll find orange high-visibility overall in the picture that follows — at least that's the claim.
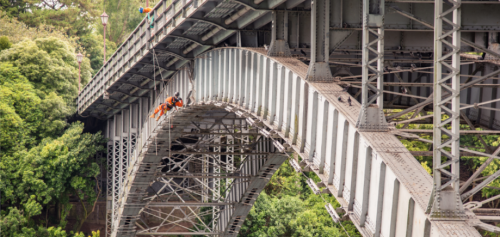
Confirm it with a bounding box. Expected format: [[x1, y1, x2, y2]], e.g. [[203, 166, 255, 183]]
[[165, 96, 183, 108], [150, 104, 167, 120]]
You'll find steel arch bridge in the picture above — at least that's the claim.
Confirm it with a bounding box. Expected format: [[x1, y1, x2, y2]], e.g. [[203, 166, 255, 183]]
[[78, 0, 500, 236]]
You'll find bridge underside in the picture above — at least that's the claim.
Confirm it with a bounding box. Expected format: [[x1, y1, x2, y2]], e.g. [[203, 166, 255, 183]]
[[76, 0, 500, 236], [110, 104, 288, 236]]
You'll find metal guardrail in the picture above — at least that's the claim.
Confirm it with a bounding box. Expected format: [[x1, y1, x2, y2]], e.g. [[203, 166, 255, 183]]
[[77, 0, 196, 114]]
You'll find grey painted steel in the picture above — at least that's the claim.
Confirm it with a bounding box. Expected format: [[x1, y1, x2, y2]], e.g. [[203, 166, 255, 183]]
[[267, 11, 292, 57], [356, 0, 389, 132], [428, 0, 466, 220], [189, 48, 483, 236], [76, 0, 500, 235], [87, 47, 487, 237], [305, 0, 333, 81]]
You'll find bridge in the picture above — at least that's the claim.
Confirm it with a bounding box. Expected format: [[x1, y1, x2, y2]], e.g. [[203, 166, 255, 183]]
[[77, 0, 500, 236]]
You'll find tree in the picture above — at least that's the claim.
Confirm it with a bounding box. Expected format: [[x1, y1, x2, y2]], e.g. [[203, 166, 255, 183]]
[[0, 11, 77, 46], [0, 62, 69, 155], [0, 37, 92, 104], [99, 0, 145, 44], [1, 0, 101, 38], [0, 122, 105, 236], [79, 32, 117, 75], [240, 158, 361, 237], [0, 35, 11, 51], [0, 38, 105, 236]]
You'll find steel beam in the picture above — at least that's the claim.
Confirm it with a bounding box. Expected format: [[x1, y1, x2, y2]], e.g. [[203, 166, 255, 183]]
[[305, 0, 333, 82], [427, 0, 465, 220], [356, 0, 389, 132]]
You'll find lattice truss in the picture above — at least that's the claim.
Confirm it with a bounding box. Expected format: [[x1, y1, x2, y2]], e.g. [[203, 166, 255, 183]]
[[133, 113, 271, 234], [356, 0, 389, 132], [360, 2, 384, 109], [427, 0, 465, 219]]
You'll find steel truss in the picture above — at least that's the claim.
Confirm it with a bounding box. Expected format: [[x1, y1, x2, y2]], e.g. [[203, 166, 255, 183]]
[[356, 0, 389, 132], [427, 0, 466, 220], [133, 113, 283, 236]]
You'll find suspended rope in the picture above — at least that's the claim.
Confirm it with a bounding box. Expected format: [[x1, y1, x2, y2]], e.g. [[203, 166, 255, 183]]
[[152, 47, 173, 159]]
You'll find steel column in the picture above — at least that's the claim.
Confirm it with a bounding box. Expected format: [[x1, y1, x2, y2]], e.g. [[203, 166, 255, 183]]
[[305, 0, 333, 82], [428, 0, 465, 220], [356, 0, 388, 132], [267, 11, 292, 57], [106, 119, 114, 236]]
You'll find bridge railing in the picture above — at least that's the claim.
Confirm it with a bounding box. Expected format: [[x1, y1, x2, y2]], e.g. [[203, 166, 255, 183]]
[[77, 0, 197, 114]]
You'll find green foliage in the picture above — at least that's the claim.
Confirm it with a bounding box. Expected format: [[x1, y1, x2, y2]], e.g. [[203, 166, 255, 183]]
[[79, 32, 117, 75], [387, 108, 500, 204], [240, 158, 361, 237], [0, 37, 105, 236], [1, 122, 105, 205], [0, 11, 78, 47], [1, 0, 100, 38], [0, 62, 69, 155], [0, 35, 11, 50], [100, 0, 153, 44], [0, 37, 92, 104], [0, 122, 105, 236]]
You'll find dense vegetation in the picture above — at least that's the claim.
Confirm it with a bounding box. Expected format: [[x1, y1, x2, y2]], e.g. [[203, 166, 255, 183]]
[[240, 156, 360, 237], [0, 35, 106, 236], [0, 0, 115, 235], [392, 110, 500, 203]]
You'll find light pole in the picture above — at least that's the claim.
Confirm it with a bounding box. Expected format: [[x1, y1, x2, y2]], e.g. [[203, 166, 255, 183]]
[[101, 12, 109, 64], [76, 52, 83, 93]]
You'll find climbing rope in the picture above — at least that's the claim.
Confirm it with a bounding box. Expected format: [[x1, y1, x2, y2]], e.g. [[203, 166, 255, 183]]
[[152, 47, 173, 159]]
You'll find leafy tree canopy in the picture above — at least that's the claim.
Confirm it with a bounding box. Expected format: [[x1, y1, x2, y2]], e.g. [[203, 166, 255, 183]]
[[1, 0, 100, 37], [240, 158, 360, 237], [0, 37, 92, 104], [0, 35, 11, 50]]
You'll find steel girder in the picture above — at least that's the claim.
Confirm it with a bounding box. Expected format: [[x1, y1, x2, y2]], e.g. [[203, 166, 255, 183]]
[[356, 0, 390, 132], [92, 47, 500, 237], [110, 104, 287, 237], [188, 48, 484, 236]]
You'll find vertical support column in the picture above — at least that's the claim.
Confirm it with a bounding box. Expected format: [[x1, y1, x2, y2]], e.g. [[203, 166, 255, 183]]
[[268, 11, 292, 57], [112, 114, 122, 225], [213, 126, 221, 229], [428, 0, 465, 220], [226, 132, 234, 192], [106, 119, 114, 236], [130, 104, 138, 164], [218, 49, 224, 101], [233, 50, 240, 104], [306, 0, 333, 82], [289, 12, 299, 49], [356, 0, 388, 132]]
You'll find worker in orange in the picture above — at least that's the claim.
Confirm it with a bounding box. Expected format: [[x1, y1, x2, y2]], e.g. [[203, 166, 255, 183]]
[[165, 92, 183, 112], [150, 103, 168, 121], [149, 92, 183, 121], [139, 7, 152, 13]]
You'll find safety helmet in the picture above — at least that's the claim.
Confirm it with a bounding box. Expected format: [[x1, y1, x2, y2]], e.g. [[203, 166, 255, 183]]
[[175, 92, 180, 97]]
